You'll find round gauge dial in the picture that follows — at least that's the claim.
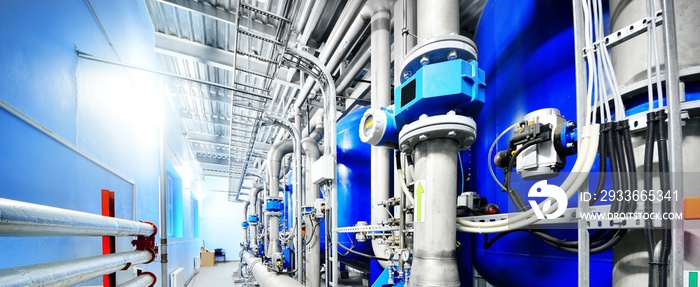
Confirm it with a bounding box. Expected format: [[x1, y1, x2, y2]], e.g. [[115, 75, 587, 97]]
[[363, 114, 375, 138]]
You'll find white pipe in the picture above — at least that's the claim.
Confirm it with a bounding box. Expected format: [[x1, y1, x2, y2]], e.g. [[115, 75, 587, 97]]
[[265, 139, 292, 257], [264, 113, 302, 282], [117, 273, 157, 287], [416, 0, 459, 44], [368, 0, 393, 268], [335, 38, 371, 94], [242, 251, 304, 287], [302, 123, 323, 287], [0, 198, 155, 237], [0, 251, 154, 287], [292, 1, 370, 109]]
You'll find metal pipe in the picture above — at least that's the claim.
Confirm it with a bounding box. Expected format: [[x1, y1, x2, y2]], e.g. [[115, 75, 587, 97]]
[[249, 183, 264, 249], [159, 93, 168, 287], [410, 139, 460, 287], [0, 99, 138, 221], [369, 0, 393, 268], [302, 122, 323, 287], [265, 113, 302, 282], [292, 1, 369, 109], [393, 0, 416, 86], [335, 38, 371, 94], [572, 0, 591, 286], [294, 111, 304, 283], [241, 251, 304, 287], [117, 273, 157, 287], [0, 198, 155, 237], [660, 0, 684, 285], [0, 250, 154, 287], [416, 0, 459, 45], [265, 138, 293, 258]]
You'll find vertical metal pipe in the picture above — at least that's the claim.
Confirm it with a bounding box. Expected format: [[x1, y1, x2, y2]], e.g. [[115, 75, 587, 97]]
[[660, 1, 684, 285], [411, 139, 460, 287], [294, 112, 304, 283], [159, 98, 168, 287], [370, 0, 393, 266], [416, 0, 459, 45], [302, 127, 322, 287], [572, 1, 590, 286]]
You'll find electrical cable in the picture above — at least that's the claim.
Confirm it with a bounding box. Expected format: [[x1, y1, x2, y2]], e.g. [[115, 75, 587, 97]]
[[303, 215, 323, 247], [656, 110, 671, 287], [621, 120, 638, 213], [337, 242, 390, 261], [644, 111, 658, 287], [488, 123, 519, 191], [484, 228, 625, 254]]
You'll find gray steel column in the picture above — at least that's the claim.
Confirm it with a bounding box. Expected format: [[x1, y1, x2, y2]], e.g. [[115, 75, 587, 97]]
[[159, 107, 168, 287], [660, 0, 684, 286], [416, 0, 459, 44], [370, 0, 393, 266], [572, 1, 590, 286], [410, 139, 460, 287]]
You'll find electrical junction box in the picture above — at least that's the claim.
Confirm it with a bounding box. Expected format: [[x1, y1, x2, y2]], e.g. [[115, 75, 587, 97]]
[[311, 155, 335, 184], [314, 199, 326, 218]]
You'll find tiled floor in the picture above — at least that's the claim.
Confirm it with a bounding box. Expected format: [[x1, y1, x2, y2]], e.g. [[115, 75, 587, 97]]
[[188, 261, 239, 287]]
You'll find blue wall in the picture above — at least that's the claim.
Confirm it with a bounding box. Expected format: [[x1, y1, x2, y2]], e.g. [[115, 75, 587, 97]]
[[0, 0, 199, 284]]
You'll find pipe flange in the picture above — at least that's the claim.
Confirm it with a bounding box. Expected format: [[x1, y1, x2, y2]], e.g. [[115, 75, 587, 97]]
[[400, 35, 478, 84], [398, 113, 476, 153]]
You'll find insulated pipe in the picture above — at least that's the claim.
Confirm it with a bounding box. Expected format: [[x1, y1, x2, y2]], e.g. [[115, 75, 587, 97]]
[[292, 1, 369, 109], [0, 198, 156, 237], [249, 184, 264, 249], [264, 113, 302, 281], [369, 0, 393, 268], [335, 38, 371, 94], [242, 251, 304, 287], [0, 250, 154, 287], [117, 273, 157, 287], [302, 123, 323, 287], [410, 139, 460, 287], [265, 138, 292, 258], [416, 0, 459, 44]]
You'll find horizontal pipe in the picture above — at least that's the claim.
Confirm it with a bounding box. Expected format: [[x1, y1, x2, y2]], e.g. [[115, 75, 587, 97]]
[[117, 273, 157, 287], [242, 251, 303, 287], [0, 250, 154, 287], [0, 198, 156, 237]]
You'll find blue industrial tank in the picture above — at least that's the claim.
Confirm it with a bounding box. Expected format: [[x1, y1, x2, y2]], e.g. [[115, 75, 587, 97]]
[[334, 106, 374, 270], [469, 1, 613, 286]]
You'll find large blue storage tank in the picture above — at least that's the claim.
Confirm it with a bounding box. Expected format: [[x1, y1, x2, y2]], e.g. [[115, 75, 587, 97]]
[[468, 1, 613, 286], [334, 106, 374, 269]]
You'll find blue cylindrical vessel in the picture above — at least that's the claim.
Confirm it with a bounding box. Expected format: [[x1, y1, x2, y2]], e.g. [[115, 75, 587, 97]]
[[333, 106, 374, 269], [468, 1, 612, 286]]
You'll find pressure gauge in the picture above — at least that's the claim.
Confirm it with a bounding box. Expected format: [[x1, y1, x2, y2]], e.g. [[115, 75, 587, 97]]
[[400, 249, 411, 261], [358, 107, 398, 147]]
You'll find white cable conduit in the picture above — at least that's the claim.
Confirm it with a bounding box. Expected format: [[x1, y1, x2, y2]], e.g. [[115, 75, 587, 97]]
[[0, 250, 154, 287], [457, 124, 600, 233]]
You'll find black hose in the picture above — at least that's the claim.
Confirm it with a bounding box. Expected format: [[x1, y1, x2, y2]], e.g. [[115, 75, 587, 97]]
[[613, 122, 630, 214], [656, 110, 671, 287], [619, 120, 638, 213], [591, 124, 609, 205], [605, 123, 621, 213], [644, 112, 658, 287], [484, 229, 625, 254]]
